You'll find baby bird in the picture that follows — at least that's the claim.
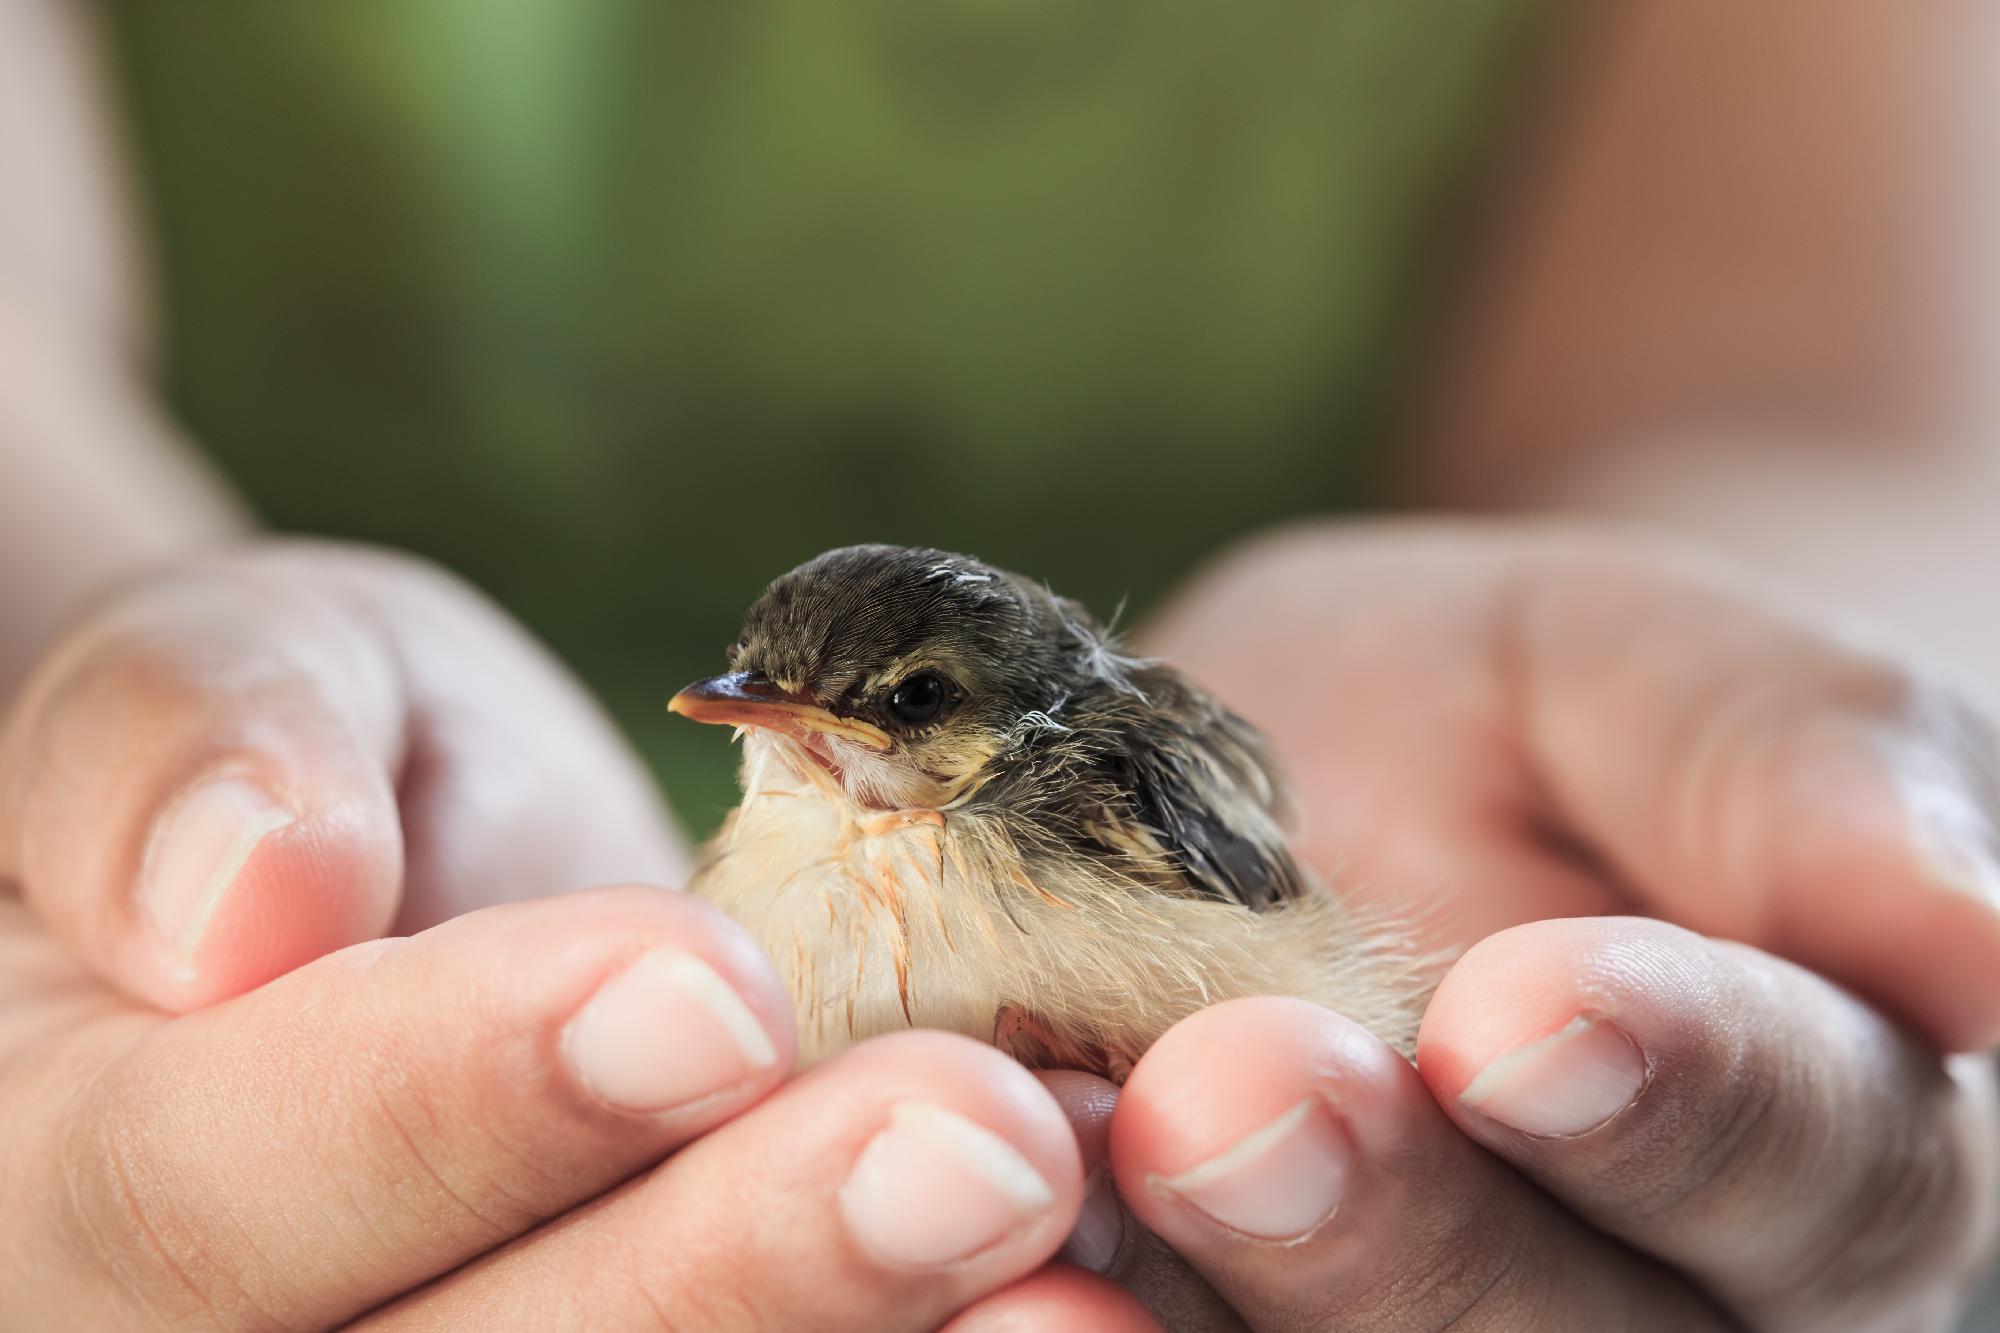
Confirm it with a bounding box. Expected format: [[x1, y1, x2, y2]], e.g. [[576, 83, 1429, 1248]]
[[671, 545, 1423, 1079]]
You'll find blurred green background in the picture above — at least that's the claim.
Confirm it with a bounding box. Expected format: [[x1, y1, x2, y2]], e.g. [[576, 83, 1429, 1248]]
[[102, 0, 1541, 832]]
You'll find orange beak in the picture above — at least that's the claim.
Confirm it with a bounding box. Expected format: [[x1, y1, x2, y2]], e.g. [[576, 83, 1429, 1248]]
[[668, 671, 893, 752]]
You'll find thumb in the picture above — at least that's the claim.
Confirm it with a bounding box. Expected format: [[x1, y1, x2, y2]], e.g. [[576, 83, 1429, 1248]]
[[1513, 538, 2000, 1052], [0, 541, 688, 1013], [0, 555, 406, 1011]]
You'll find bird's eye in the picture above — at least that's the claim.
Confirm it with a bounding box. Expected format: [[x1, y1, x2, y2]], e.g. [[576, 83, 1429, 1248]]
[[887, 671, 948, 726]]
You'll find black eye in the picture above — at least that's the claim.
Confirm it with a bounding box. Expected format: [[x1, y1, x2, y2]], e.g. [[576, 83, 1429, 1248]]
[[887, 671, 948, 726]]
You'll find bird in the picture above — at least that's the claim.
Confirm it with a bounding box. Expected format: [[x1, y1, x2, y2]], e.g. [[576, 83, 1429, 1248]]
[[670, 544, 1425, 1080]]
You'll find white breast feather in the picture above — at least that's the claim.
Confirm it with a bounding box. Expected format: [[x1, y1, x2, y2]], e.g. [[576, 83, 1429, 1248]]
[[688, 733, 1424, 1068]]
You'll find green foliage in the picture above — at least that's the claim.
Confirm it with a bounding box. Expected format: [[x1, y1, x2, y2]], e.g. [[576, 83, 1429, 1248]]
[[103, 0, 1540, 831]]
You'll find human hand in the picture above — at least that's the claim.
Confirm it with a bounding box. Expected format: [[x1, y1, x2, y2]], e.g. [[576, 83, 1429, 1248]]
[[0, 874, 1156, 1329], [1067, 520, 1998, 1330], [0, 539, 688, 1011], [0, 542, 1155, 1330]]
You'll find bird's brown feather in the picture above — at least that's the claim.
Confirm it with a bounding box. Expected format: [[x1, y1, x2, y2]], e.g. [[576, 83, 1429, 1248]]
[[680, 545, 1429, 1079]]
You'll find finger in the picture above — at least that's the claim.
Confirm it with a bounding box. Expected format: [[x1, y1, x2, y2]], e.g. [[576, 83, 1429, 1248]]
[[941, 1265, 1164, 1332], [0, 558, 406, 1009], [0, 542, 684, 1011], [1141, 523, 1630, 956], [8, 885, 792, 1332], [1149, 524, 2000, 1051], [1109, 997, 1732, 1332], [1506, 535, 2000, 1050], [1420, 916, 2000, 1332], [289, 543, 686, 928], [1038, 1069, 1246, 1330], [363, 1031, 1082, 1332], [1038, 1070, 1124, 1274]]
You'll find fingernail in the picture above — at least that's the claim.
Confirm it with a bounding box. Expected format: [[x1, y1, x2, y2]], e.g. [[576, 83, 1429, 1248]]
[[140, 775, 295, 980], [1903, 772, 2000, 911], [563, 946, 780, 1113], [1152, 1096, 1349, 1241], [840, 1101, 1056, 1268], [1460, 1015, 1648, 1139], [1060, 1170, 1124, 1273]]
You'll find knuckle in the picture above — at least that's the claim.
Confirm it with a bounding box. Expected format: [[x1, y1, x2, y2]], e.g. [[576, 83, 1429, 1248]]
[[620, 1208, 779, 1333], [1558, 962, 1790, 1228], [348, 1036, 548, 1244], [1626, 1025, 1785, 1226], [1781, 1130, 1963, 1306], [7, 562, 350, 769], [1298, 1125, 1555, 1330], [1380, 1206, 1530, 1329], [1606, 963, 1992, 1319], [10, 625, 207, 768], [1775, 1055, 1993, 1311], [54, 1066, 255, 1330]]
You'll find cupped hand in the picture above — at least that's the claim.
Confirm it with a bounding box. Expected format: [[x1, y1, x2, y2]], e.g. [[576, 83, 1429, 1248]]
[[0, 542, 1149, 1330], [0, 878, 1133, 1329], [0, 539, 689, 1012], [1077, 520, 2000, 1331]]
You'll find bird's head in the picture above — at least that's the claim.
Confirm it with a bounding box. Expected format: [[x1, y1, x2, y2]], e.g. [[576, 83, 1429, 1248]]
[[670, 545, 1115, 811]]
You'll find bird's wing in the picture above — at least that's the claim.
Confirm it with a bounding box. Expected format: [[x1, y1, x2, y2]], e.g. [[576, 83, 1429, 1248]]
[[1085, 688, 1307, 913]]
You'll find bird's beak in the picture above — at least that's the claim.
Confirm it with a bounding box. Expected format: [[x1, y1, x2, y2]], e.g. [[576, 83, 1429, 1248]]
[[668, 671, 893, 752]]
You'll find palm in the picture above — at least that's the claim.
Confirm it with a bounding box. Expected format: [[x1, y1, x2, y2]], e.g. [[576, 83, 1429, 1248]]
[[1141, 521, 2000, 1057], [1141, 528, 1626, 956]]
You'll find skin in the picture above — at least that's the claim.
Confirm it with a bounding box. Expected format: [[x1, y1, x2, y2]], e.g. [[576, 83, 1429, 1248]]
[[1091, 524, 2000, 1330], [0, 2, 245, 700], [4, 531, 1997, 1331], [2, 0, 1999, 1327], [1414, 0, 2000, 685], [0, 547, 1098, 1330]]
